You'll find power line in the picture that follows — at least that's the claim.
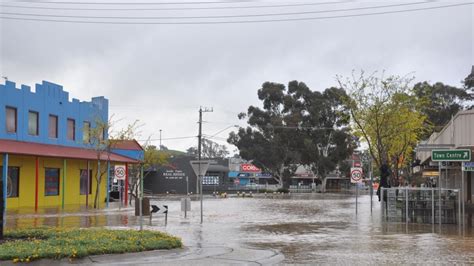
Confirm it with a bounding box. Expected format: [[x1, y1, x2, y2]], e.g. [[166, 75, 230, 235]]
[[265, 124, 351, 130], [0, 1, 351, 11], [1, 2, 471, 24], [0, 2, 432, 20], [9, 0, 258, 5], [137, 135, 196, 141]]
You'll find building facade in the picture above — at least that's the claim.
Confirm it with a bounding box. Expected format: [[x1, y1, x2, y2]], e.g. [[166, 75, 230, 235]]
[[416, 109, 474, 204], [1, 80, 140, 210]]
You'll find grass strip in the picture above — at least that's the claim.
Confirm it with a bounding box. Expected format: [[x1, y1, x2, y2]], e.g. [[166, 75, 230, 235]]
[[0, 227, 182, 262]]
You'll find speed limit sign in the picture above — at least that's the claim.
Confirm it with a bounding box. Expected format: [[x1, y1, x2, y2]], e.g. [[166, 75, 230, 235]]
[[114, 165, 126, 180], [350, 167, 363, 184]]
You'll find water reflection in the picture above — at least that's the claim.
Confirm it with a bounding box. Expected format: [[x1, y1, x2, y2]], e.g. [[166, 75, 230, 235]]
[[5, 203, 138, 229], [4, 194, 474, 264]]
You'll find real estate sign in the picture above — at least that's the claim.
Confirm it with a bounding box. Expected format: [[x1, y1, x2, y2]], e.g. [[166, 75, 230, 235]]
[[431, 149, 471, 162]]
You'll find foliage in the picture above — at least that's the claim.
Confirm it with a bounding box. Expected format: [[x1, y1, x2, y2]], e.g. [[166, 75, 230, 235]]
[[144, 145, 170, 170], [186, 138, 229, 159], [464, 66, 474, 89], [276, 188, 290, 193], [228, 81, 355, 187], [339, 71, 429, 182], [0, 227, 182, 262], [413, 81, 473, 138], [88, 119, 145, 208], [88, 117, 113, 209]]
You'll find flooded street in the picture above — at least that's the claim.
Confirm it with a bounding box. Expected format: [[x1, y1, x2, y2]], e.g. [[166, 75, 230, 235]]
[[6, 193, 474, 264]]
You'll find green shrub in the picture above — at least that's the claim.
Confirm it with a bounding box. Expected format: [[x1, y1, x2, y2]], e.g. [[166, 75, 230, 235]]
[[0, 227, 182, 262], [277, 188, 289, 193]]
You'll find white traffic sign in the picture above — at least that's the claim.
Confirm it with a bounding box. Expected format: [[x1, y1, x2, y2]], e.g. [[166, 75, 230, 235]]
[[151, 204, 168, 214], [114, 165, 126, 180], [190, 160, 210, 177], [351, 167, 363, 184]]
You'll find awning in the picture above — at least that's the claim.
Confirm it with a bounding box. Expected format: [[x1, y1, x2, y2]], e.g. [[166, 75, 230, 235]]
[[0, 139, 139, 163]]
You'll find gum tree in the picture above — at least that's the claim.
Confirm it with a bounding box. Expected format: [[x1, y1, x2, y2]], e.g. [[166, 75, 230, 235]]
[[228, 81, 355, 187]]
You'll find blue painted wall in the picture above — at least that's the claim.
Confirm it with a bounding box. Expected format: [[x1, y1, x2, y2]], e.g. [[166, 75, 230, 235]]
[[111, 149, 144, 161], [0, 80, 108, 148]]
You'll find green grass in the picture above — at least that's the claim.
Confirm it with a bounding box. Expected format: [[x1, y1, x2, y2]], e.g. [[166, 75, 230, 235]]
[[0, 227, 182, 263]]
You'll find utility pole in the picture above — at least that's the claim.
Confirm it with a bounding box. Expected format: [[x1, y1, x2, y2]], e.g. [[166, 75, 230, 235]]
[[159, 129, 162, 150], [197, 106, 212, 224]]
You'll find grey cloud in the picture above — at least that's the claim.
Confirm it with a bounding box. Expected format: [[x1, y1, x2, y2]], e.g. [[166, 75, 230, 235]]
[[1, 3, 472, 152]]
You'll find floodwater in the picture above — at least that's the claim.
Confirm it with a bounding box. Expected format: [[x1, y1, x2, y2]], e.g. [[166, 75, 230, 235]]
[[6, 193, 474, 264]]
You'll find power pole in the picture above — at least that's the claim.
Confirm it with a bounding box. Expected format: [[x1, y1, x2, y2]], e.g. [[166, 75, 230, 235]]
[[159, 129, 162, 150], [197, 106, 212, 224]]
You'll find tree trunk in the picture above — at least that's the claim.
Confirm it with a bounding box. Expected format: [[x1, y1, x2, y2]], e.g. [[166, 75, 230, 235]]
[[93, 160, 102, 209]]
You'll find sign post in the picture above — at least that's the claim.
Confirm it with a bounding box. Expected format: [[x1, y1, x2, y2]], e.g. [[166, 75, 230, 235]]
[[190, 160, 210, 224], [114, 165, 126, 210], [461, 162, 474, 227], [351, 167, 363, 214], [432, 150, 471, 225], [139, 164, 144, 231]]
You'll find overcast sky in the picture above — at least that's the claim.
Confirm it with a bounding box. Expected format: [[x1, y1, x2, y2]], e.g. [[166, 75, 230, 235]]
[[1, 0, 473, 153]]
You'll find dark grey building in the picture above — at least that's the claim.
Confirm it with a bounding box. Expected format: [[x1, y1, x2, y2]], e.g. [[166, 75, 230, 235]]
[[144, 156, 229, 194]]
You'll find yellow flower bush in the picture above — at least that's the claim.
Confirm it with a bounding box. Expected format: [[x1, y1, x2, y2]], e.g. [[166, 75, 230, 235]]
[[0, 227, 182, 262]]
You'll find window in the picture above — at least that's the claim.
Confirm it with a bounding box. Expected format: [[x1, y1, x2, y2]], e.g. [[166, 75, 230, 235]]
[[80, 169, 92, 195], [6, 106, 17, 133], [44, 168, 60, 196], [48, 115, 58, 138], [67, 119, 75, 141], [99, 127, 106, 141], [83, 121, 90, 144], [0, 166, 19, 198], [28, 111, 39, 136]]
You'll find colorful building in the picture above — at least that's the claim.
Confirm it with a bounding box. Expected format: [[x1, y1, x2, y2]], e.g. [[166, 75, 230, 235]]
[[0, 80, 141, 210]]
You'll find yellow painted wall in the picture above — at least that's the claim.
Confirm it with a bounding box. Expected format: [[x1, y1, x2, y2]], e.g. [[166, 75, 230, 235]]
[[1, 155, 108, 209]]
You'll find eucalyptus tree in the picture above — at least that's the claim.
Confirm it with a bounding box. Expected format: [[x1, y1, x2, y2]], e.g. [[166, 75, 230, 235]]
[[228, 81, 355, 187]]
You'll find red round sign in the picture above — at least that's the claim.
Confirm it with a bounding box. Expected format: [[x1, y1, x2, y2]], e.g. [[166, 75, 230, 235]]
[[114, 165, 126, 180], [351, 168, 363, 182]]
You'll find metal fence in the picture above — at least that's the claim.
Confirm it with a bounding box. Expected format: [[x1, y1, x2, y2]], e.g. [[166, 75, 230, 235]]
[[289, 185, 313, 193], [380, 187, 461, 224]]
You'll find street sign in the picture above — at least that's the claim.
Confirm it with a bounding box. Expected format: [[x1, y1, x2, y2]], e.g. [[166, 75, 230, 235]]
[[190, 160, 210, 177], [462, 162, 474, 171], [431, 149, 471, 162], [114, 165, 126, 180], [151, 204, 168, 214], [202, 176, 219, 185], [351, 167, 363, 184]]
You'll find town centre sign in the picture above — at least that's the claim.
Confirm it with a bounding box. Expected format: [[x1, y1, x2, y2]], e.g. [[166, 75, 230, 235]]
[[431, 149, 471, 162]]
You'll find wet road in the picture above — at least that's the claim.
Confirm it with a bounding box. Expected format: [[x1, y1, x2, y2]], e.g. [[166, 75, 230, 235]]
[[6, 193, 474, 264]]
